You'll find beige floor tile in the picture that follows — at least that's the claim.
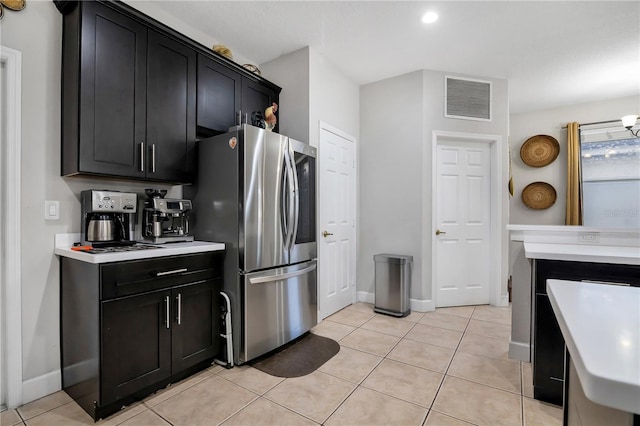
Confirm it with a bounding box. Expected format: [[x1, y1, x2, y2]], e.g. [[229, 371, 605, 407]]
[[362, 359, 444, 407], [458, 332, 514, 361], [1, 409, 24, 426], [218, 365, 285, 395], [387, 339, 454, 373], [522, 363, 534, 398], [96, 403, 147, 426], [18, 391, 73, 421], [426, 410, 475, 425], [117, 410, 170, 426], [222, 397, 318, 426], [397, 310, 426, 323], [418, 312, 470, 332], [264, 371, 355, 424], [360, 314, 415, 337], [152, 375, 257, 426], [339, 328, 401, 357], [436, 306, 476, 319], [447, 351, 521, 394], [143, 368, 214, 407], [465, 319, 511, 340], [471, 305, 512, 325], [523, 397, 562, 426], [24, 401, 93, 426], [311, 320, 356, 341], [325, 387, 427, 426], [433, 376, 522, 426], [405, 323, 463, 349], [326, 308, 374, 327], [345, 302, 375, 314], [318, 346, 383, 384]]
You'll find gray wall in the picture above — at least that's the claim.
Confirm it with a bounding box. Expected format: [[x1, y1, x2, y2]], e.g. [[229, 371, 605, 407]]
[[359, 70, 510, 307], [359, 71, 424, 298], [509, 95, 640, 225]]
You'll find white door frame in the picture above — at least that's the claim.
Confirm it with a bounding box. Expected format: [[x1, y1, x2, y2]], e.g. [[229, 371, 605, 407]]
[[431, 130, 505, 307], [1, 45, 23, 409], [318, 121, 357, 319]]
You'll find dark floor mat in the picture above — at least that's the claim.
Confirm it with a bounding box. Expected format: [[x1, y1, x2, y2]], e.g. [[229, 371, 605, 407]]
[[248, 333, 340, 378]]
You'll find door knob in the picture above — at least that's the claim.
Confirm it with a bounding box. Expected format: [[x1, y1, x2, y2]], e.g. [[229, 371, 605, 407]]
[[435, 229, 446, 236], [322, 231, 334, 237]]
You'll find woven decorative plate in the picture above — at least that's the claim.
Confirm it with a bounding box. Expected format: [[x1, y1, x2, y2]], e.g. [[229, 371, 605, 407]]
[[522, 182, 557, 210], [520, 135, 559, 167]]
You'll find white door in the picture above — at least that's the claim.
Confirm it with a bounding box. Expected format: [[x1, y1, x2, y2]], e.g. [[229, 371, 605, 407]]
[[434, 139, 491, 307], [318, 123, 356, 319]]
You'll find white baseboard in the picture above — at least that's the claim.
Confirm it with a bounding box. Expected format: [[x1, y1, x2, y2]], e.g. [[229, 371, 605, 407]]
[[356, 291, 434, 313], [498, 295, 510, 307], [509, 341, 531, 362], [356, 291, 375, 304], [22, 370, 61, 405]]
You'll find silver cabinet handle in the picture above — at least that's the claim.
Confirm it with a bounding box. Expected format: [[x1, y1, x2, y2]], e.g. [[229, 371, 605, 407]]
[[151, 144, 156, 173], [176, 293, 182, 325], [156, 268, 187, 277], [164, 296, 170, 329], [140, 142, 145, 172]]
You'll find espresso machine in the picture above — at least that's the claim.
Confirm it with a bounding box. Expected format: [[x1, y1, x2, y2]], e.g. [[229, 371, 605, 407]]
[[81, 190, 137, 247], [139, 189, 194, 244]]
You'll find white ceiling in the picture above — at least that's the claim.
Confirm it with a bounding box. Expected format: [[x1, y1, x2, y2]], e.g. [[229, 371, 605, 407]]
[[141, 1, 640, 114]]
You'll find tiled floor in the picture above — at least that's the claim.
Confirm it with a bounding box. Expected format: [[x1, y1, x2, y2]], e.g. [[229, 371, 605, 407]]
[[2, 303, 563, 426]]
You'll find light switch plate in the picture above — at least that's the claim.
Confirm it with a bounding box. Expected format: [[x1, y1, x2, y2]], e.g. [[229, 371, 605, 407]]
[[45, 200, 60, 220]]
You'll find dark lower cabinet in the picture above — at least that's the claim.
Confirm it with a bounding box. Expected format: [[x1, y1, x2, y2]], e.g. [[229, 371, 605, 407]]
[[102, 289, 172, 405], [61, 252, 223, 421], [532, 259, 640, 406]]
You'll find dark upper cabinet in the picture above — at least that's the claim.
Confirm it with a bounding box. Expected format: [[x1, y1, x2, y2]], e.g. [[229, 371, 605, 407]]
[[61, 1, 195, 183], [197, 54, 281, 136], [60, 0, 281, 181], [196, 54, 241, 136], [242, 78, 279, 130], [146, 30, 196, 183], [63, 0, 147, 179]]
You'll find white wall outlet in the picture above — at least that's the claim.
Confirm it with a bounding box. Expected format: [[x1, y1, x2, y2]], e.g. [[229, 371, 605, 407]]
[[45, 200, 60, 220], [578, 232, 599, 243]]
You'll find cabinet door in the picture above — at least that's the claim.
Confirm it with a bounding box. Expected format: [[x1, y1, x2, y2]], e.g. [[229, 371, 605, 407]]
[[533, 294, 565, 406], [101, 289, 171, 405], [171, 279, 221, 372], [78, 1, 147, 178], [147, 30, 197, 183], [197, 54, 241, 137], [241, 78, 278, 127]]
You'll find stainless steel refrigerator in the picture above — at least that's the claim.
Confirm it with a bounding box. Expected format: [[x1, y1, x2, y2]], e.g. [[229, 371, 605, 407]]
[[192, 124, 317, 365]]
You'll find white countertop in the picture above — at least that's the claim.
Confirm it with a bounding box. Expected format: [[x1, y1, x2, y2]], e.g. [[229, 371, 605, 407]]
[[547, 279, 640, 414], [525, 242, 640, 265], [54, 234, 224, 264]]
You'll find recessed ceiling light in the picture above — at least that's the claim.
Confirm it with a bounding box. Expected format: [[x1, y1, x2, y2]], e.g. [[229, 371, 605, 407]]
[[422, 11, 438, 24]]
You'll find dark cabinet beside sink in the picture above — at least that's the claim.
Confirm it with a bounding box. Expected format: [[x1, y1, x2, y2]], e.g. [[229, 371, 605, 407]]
[[532, 259, 640, 406], [61, 252, 222, 421], [58, 0, 280, 183]]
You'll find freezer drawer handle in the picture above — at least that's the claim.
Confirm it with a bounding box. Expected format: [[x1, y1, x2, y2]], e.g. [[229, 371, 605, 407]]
[[249, 263, 317, 285], [156, 268, 188, 277]]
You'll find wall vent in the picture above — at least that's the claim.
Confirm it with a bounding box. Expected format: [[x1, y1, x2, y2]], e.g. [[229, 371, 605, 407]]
[[445, 76, 492, 122]]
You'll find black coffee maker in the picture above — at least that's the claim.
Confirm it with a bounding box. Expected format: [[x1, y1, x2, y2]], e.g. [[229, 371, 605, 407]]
[[81, 190, 137, 247]]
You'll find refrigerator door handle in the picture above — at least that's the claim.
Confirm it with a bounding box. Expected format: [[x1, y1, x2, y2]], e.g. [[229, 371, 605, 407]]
[[289, 147, 300, 251], [248, 263, 317, 285], [283, 147, 297, 250]]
